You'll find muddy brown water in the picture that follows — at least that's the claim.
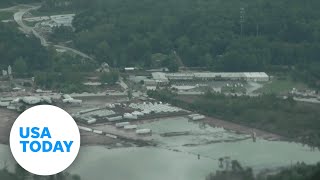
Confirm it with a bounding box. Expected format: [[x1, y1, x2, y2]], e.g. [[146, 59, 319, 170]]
[[1, 117, 320, 180]]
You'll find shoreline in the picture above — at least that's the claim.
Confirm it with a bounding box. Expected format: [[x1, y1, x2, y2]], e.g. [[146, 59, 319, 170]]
[[202, 116, 284, 141]]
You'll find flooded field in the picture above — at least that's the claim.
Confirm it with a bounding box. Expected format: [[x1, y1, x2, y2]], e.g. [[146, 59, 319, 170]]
[[1, 117, 320, 180]]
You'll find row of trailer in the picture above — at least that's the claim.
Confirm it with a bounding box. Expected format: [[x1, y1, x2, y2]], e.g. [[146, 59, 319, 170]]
[[115, 122, 152, 135], [128, 102, 182, 113], [76, 101, 183, 125], [78, 122, 152, 136], [78, 126, 117, 139]]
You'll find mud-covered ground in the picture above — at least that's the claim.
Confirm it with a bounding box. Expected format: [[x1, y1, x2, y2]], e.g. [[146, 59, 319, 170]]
[[203, 117, 283, 140], [0, 108, 18, 144], [0, 108, 122, 147]]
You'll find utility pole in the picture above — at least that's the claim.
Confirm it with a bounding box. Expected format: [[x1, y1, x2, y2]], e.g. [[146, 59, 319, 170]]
[[240, 7, 245, 36]]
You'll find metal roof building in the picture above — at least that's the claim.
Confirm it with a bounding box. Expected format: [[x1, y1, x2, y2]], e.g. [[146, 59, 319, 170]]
[[161, 72, 269, 82]]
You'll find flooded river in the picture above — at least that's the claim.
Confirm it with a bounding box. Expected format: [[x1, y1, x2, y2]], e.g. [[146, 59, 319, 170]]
[[1, 117, 320, 180]]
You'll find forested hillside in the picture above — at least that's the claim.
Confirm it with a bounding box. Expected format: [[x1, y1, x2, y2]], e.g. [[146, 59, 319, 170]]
[[0, 23, 96, 92], [0, 23, 50, 71], [0, 0, 40, 8], [64, 0, 320, 87]]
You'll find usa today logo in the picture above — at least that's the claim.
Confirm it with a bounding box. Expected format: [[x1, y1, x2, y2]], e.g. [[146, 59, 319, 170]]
[[10, 105, 80, 176]]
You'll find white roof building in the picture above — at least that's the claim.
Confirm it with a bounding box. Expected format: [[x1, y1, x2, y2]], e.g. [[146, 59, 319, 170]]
[[50, 14, 75, 27], [152, 72, 168, 81], [243, 72, 269, 81], [162, 72, 269, 82], [166, 73, 194, 80]]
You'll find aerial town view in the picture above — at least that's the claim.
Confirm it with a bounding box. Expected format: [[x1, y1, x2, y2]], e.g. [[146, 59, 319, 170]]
[[0, 0, 320, 180]]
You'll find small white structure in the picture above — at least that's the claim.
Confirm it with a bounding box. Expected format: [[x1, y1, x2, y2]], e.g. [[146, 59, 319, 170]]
[[106, 134, 117, 139], [124, 125, 138, 130], [62, 94, 82, 105], [80, 117, 97, 124], [83, 82, 102, 86], [188, 114, 205, 121], [35, 89, 53, 93], [107, 116, 123, 122], [115, 122, 130, 128], [136, 129, 152, 135], [0, 101, 10, 107], [63, 98, 82, 104], [132, 111, 144, 116], [62, 94, 72, 99], [12, 87, 22, 91], [78, 126, 92, 132], [2, 70, 7, 76], [124, 67, 135, 71], [123, 113, 138, 120], [8, 65, 12, 75], [93, 129, 103, 134]]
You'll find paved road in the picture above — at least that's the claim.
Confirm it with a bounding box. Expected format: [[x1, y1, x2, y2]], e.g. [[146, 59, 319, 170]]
[[13, 5, 40, 34], [53, 45, 93, 60], [13, 4, 93, 60]]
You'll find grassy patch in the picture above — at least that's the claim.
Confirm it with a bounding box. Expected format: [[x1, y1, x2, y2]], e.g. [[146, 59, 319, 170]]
[[0, 11, 13, 21], [254, 78, 308, 94], [24, 20, 38, 27]]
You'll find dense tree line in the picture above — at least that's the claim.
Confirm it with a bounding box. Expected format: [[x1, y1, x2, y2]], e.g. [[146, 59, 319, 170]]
[[3, 0, 320, 87], [0, 164, 81, 180], [0, 23, 50, 72], [0, 0, 41, 8], [148, 90, 320, 148], [99, 70, 119, 85], [55, 0, 320, 87], [207, 161, 320, 180], [0, 23, 96, 92], [40, 0, 94, 12]]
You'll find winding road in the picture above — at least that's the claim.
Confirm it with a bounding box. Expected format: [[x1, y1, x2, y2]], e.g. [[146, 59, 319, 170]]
[[12, 4, 93, 60]]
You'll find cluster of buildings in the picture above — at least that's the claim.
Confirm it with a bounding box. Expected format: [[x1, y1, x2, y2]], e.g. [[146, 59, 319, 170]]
[[0, 96, 52, 112], [2, 65, 12, 78], [0, 93, 84, 112], [73, 101, 183, 137], [74, 101, 184, 125], [25, 14, 75, 28]]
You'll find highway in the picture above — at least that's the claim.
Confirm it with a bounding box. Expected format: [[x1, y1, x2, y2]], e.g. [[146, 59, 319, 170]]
[[13, 5, 40, 34], [12, 5, 93, 60]]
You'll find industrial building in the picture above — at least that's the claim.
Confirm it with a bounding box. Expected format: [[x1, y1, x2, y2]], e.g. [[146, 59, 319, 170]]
[[144, 72, 170, 86], [50, 14, 75, 27], [147, 72, 269, 84]]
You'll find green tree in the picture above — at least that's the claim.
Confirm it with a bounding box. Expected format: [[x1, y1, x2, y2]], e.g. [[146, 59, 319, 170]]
[[165, 53, 179, 72], [13, 57, 28, 75], [100, 71, 119, 85]]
